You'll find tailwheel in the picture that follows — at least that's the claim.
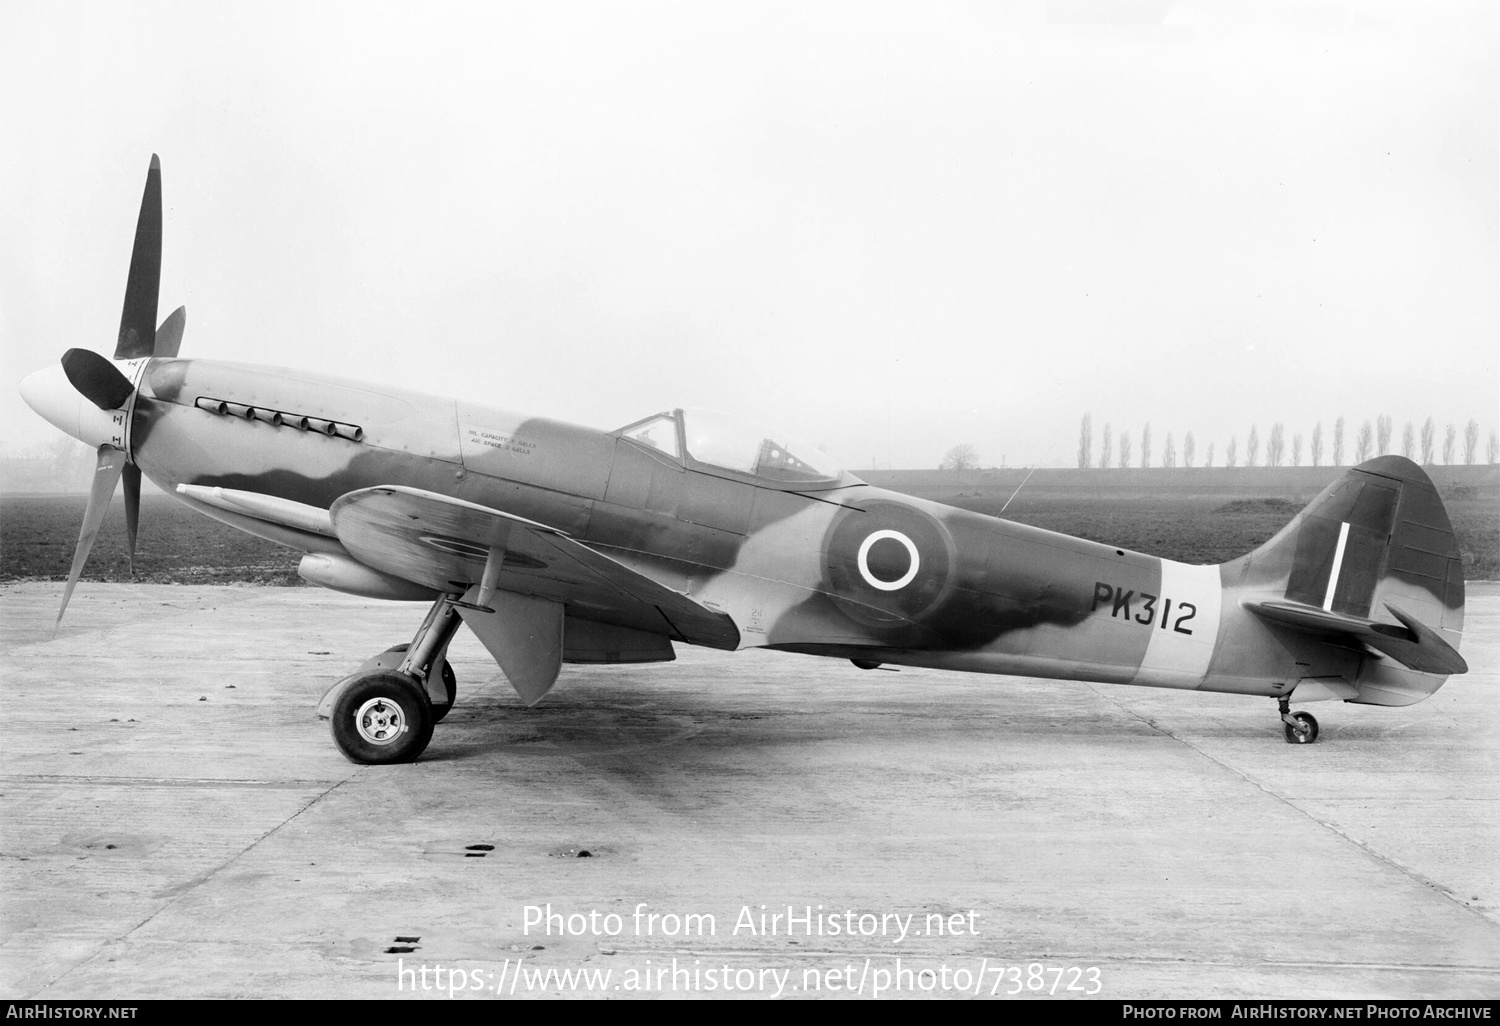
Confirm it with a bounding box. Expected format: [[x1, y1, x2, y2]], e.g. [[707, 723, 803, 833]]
[[1282, 711, 1319, 745], [330, 670, 434, 764]]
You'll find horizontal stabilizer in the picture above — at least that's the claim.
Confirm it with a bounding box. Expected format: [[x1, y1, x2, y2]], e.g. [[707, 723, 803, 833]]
[[1245, 598, 1467, 676]]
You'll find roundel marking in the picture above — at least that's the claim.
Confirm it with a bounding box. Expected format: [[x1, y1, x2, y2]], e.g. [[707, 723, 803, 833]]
[[821, 499, 955, 632], [856, 529, 920, 591]]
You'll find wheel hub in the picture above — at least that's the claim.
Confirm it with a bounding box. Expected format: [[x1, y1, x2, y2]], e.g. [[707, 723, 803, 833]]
[[355, 697, 407, 745]]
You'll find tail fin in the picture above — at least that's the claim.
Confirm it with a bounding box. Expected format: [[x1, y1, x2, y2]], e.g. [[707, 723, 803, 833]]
[[1226, 456, 1466, 705]]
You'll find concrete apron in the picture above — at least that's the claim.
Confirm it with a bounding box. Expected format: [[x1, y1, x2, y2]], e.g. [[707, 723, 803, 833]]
[[1, 582, 1496, 999]]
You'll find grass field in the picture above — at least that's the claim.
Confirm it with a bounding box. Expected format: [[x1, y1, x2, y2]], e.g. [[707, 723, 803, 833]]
[[2, 473, 1496, 585], [1, 494, 303, 585]]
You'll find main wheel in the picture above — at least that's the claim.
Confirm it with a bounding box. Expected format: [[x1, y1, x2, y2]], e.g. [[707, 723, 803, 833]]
[[1283, 711, 1319, 745], [359, 643, 457, 723], [330, 670, 434, 764]]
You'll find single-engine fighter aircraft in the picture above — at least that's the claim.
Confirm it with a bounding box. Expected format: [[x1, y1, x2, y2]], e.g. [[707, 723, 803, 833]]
[[21, 157, 1469, 764]]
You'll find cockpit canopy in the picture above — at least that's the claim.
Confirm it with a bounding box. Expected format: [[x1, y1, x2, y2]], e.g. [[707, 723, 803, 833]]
[[614, 408, 847, 487]]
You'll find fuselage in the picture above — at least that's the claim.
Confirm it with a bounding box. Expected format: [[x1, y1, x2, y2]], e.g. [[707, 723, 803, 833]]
[[87, 356, 1362, 701], [18, 155, 1461, 769]]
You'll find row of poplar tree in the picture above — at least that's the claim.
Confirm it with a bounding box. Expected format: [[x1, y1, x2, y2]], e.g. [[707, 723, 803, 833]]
[[1075, 415, 1498, 470]]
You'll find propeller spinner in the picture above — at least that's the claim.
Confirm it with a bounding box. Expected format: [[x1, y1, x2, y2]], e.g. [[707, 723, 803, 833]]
[[17, 155, 187, 630]]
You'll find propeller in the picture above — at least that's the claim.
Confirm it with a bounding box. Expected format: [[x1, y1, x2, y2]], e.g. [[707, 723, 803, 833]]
[[154, 304, 186, 359], [57, 447, 128, 630], [115, 155, 162, 360], [61, 348, 134, 410], [123, 305, 184, 572], [47, 154, 186, 630], [123, 464, 142, 576]]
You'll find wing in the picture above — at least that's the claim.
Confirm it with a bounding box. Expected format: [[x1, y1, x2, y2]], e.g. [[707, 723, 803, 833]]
[[329, 484, 740, 664]]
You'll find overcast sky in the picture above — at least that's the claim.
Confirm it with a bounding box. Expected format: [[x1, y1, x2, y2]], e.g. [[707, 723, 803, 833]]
[[2, 0, 1495, 471]]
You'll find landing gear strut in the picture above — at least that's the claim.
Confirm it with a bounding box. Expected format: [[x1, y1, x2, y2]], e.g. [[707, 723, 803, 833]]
[[329, 593, 465, 764], [1278, 696, 1319, 745], [356, 644, 458, 722]]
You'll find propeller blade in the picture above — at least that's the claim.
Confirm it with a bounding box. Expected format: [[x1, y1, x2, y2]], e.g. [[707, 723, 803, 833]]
[[154, 305, 186, 358], [55, 446, 127, 633], [114, 155, 162, 360], [61, 348, 134, 410], [123, 463, 141, 575]]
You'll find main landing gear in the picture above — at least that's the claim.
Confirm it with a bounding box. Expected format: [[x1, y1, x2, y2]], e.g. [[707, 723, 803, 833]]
[[328, 594, 464, 765], [1277, 696, 1319, 745]]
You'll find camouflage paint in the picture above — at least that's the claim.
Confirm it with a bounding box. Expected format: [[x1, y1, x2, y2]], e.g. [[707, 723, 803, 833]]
[[129, 360, 1466, 707]]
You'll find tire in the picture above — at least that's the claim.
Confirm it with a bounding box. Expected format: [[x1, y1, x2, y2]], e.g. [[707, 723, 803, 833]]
[[1283, 711, 1319, 745], [330, 670, 434, 764]]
